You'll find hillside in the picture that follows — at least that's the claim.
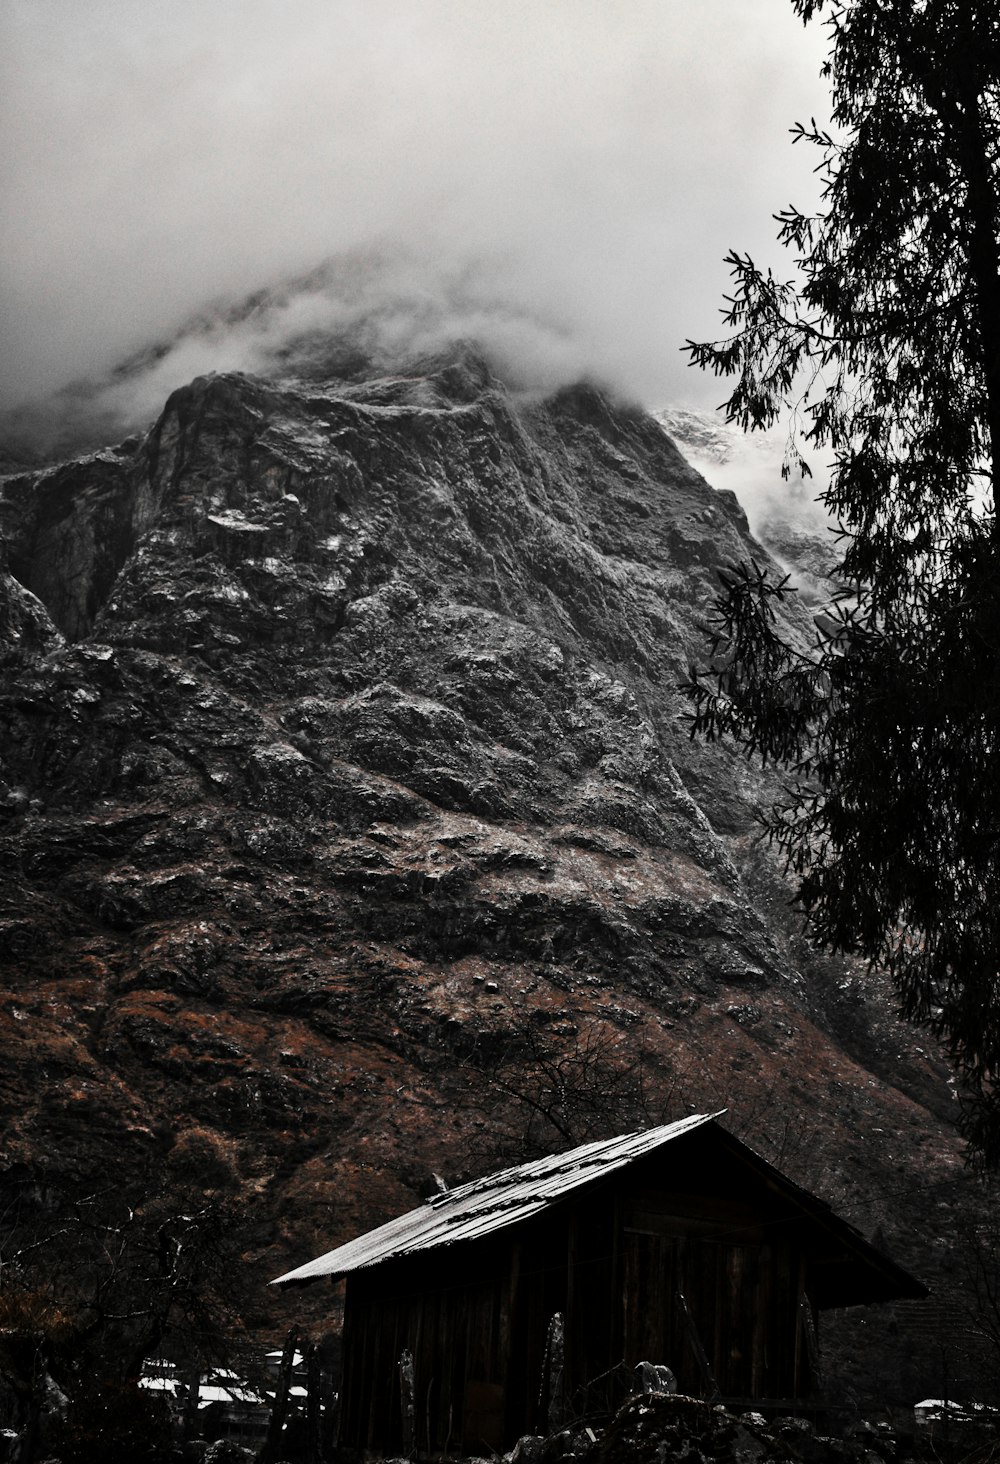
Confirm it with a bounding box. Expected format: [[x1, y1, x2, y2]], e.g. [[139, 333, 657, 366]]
[[0, 349, 991, 1408]]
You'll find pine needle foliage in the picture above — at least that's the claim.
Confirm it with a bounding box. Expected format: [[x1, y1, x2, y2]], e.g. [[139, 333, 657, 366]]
[[683, 0, 1000, 1165]]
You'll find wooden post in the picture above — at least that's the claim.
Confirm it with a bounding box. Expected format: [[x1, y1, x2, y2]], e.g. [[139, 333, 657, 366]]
[[540, 1312, 565, 1434], [305, 1343, 322, 1464], [320, 1352, 338, 1463], [181, 1361, 201, 1444], [797, 1292, 824, 1397], [398, 1347, 416, 1459], [675, 1286, 720, 1402], [566, 1214, 577, 1391], [259, 1327, 298, 1464]]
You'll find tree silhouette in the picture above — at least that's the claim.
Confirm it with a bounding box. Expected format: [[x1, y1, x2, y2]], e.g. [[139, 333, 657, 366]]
[[0, 1135, 250, 1461], [684, 0, 1000, 1164]]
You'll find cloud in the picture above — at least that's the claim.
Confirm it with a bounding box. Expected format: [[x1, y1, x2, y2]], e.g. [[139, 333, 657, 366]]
[[0, 0, 830, 426]]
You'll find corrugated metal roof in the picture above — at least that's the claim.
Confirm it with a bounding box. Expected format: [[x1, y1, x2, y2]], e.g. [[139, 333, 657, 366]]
[[272, 1111, 724, 1285]]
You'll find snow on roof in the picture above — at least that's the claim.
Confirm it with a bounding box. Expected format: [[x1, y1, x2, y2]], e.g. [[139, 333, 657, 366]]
[[198, 1383, 265, 1407], [915, 1400, 998, 1416]]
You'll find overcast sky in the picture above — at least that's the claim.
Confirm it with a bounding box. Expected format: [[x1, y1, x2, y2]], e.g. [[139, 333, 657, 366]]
[[0, 0, 832, 420]]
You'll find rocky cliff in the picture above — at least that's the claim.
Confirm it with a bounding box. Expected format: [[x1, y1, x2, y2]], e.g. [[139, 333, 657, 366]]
[[0, 350, 989, 1405]]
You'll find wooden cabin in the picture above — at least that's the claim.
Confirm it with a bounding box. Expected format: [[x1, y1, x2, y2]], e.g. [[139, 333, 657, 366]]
[[273, 1113, 926, 1457]]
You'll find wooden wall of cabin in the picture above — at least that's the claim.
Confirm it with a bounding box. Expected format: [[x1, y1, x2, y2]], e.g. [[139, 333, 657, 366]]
[[620, 1229, 809, 1401], [616, 1153, 816, 1406], [334, 1144, 827, 1457], [339, 1255, 505, 1454], [559, 1191, 623, 1422], [540, 1176, 815, 1414], [337, 1221, 575, 1457], [335, 1206, 620, 1456]]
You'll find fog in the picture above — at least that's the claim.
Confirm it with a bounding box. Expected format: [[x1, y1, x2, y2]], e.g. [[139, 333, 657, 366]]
[[1, 0, 830, 428]]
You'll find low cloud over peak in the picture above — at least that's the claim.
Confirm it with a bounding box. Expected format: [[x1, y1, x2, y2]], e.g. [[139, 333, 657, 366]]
[[1, 0, 829, 425]]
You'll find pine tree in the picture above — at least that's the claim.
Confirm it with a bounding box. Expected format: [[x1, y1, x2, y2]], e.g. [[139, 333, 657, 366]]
[[684, 0, 1000, 1164]]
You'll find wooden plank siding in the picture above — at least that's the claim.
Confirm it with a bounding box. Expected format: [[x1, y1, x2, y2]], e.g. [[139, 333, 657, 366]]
[[618, 1162, 814, 1404], [337, 1171, 819, 1454], [313, 1118, 937, 1452], [279, 1114, 929, 1455], [340, 1224, 559, 1455]]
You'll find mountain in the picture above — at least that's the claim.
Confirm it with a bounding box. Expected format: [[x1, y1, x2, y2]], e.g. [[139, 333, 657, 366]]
[[656, 406, 843, 607], [0, 348, 991, 1407]]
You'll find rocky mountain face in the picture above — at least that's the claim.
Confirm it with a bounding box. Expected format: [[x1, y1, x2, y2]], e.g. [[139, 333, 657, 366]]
[[0, 350, 991, 1406]]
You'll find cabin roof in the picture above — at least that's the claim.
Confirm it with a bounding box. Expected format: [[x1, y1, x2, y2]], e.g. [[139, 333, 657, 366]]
[[273, 1112, 720, 1284], [272, 1111, 927, 1305]]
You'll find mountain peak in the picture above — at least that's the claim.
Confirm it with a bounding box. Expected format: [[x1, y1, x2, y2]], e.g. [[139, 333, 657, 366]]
[[0, 351, 980, 1404]]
